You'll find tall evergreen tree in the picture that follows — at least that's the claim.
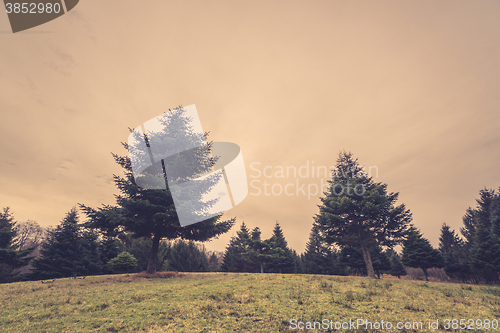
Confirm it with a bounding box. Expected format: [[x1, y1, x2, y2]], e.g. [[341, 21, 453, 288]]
[[0, 208, 33, 283], [265, 222, 295, 273], [81, 107, 235, 274], [31, 208, 102, 280], [467, 189, 500, 284], [303, 225, 339, 275], [456, 188, 500, 284], [221, 222, 252, 272], [243, 227, 271, 273], [438, 223, 475, 283], [315, 151, 412, 278], [490, 192, 500, 275], [402, 227, 443, 281]]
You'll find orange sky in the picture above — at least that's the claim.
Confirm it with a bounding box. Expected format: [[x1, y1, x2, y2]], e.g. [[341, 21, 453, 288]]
[[1, 0, 500, 253]]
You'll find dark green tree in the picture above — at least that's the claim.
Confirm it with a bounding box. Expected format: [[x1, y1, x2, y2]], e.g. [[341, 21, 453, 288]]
[[291, 250, 304, 274], [30, 208, 102, 280], [164, 240, 209, 272], [315, 151, 412, 278], [242, 227, 271, 273], [221, 222, 252, 272], [438, 223, 475, 283], [464, 189, 500, 284], [402, 227, 443, 281], [99, 236, 121, 274], [339, 246, 366, 276], [265, 222, 295, 273], [303, 225, 340, 275], [81, 107, 235, 274], [339, 246, 389, 278], [0, 208, 34, 283], [386, 249, 406, 279], [370, 246, 391, 278], [490, 192, 500, 276]]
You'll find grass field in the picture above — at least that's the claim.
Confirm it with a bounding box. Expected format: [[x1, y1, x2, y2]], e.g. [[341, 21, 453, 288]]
[[1, 272, 500, 332]]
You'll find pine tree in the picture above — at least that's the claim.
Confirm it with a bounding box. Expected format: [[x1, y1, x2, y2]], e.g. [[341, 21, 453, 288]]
[[402, 228, 443, 281], [457, 188, 500, 284], [315, 151, 412, 278], [81, 107, 235, 274], [490, 191, 500, 275], [468, 189, 500, 284], [243, 227, 271, 273], [0, 207, 33, 283], [221, 222, 252, 272], [31, 208, 103, 280], [291, 250, 303, 274], [303, 225, 339, 275], [438, 223, 474, 283], [265, 222, 295, 273]]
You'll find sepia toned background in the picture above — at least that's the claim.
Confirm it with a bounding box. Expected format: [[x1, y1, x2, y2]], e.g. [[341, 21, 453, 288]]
[[1, 0, 499, 252]]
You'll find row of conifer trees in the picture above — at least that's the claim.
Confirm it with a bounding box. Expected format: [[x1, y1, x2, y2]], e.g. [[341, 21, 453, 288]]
[[1, 187, 499, 285]]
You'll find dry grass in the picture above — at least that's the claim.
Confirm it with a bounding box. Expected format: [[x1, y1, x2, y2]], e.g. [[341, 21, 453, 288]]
[[1, 273, 499, 332]]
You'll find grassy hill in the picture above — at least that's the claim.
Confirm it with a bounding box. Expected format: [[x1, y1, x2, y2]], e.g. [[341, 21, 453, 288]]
[[1, 272, 499, 332]]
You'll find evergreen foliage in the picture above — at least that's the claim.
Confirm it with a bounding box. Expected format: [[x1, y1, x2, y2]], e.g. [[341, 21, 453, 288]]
[[402, 227, 443, 281], [438, 223, 474, 283], [370, 246, 391, 278], [263, 223, 295, 273], [315, 151, 412, 278], [302, 225, 340, 275], [117, 233, 169, 272], [465, 189, 500, 284], [386, 249, 406, 278], [81, 107, 235, 274], [164, 240, 209, 272], [0, 207, 34, 282], [30, 208, 102, 280], [339, 246, 390, 278], [221, 222, 252, 272], [222, 222, 297, 273], [339, 246, 366, 276]]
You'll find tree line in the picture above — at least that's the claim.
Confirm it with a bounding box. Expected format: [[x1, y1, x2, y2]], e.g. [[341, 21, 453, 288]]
[[1, 135, 499, 284]]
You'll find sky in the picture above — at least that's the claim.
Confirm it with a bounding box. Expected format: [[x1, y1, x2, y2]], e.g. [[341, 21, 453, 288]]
[[1, 0, 500, 253]]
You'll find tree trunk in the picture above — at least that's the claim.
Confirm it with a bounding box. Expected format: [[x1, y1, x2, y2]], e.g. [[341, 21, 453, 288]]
[[146, 233, 160, 274], [360, 245, 376, 278], [260, 262, 264, 274], [422, 268, 429, 281]]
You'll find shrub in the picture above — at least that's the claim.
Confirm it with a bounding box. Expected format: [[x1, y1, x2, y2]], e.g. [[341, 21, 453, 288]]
[[107, 252, 138, 274]]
